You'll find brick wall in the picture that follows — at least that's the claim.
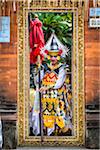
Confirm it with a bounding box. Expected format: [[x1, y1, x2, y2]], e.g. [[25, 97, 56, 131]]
[[0, 2, 99, 105], [85, 22, 100, 105], [0, 2, 17, 102], [0, 1, 99, 149]]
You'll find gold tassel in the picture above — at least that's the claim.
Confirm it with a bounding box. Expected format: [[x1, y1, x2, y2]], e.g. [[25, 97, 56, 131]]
[[28, 0, 31, 9], [93, 0, 96, 7], [13, 1, 16, 12]]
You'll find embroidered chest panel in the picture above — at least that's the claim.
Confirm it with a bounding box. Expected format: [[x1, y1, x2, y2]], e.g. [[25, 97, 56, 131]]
[[42, 71, 58, 86]]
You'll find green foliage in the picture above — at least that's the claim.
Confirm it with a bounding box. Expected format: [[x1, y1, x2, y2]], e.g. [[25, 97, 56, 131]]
[[30, 12, 73, 70], [30, 12, 73, 48]]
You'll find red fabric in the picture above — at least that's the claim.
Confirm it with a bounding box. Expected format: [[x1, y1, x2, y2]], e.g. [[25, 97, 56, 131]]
[[30, 46, 43, 64], [30, 18, 45, 64]]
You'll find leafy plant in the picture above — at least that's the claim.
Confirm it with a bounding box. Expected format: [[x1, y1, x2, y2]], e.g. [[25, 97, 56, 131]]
[[30, 12, 73, 49], [29, 12, 73, 70]]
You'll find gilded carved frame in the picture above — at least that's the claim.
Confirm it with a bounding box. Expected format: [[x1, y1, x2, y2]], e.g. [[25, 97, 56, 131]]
[[18, 0, 85, 147]]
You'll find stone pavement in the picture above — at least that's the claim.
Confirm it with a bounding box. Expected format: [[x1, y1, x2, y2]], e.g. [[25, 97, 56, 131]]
[[17, 147, 90, 150]]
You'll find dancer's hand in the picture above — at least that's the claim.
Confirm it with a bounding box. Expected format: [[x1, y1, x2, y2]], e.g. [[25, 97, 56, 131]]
[[39, 87, 48, 92]]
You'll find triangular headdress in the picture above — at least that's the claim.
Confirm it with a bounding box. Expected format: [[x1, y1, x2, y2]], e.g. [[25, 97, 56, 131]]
[[41, 33, 69, 57]]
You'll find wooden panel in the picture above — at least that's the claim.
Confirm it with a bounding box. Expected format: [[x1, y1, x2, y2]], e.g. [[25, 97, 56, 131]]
[[0, 2, 17, 102], [85, 21, 100, 104], [0, 1, 99, 105]]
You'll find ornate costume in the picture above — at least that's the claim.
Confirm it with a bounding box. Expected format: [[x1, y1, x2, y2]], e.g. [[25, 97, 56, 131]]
[[41, 63, 72, 135], [31, 33, 72, 136]]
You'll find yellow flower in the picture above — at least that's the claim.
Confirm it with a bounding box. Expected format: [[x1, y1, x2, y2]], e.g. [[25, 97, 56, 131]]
[[66, 78, 70, 84], [47, 55, 50, 59], [57, 56, 60, 60], [68, 93, 72, 100]]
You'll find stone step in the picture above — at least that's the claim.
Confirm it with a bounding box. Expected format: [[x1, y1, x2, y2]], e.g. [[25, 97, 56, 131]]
[[17, 147, 89, 150]]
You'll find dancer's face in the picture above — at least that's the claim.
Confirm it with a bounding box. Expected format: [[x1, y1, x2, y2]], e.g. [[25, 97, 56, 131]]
[[50, 55, 58, 65]]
